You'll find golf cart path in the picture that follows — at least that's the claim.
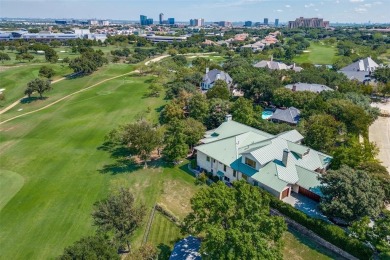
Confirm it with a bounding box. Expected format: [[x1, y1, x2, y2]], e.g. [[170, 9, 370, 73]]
[[0, 77, 66, 115], [0, 55, 170, 125]]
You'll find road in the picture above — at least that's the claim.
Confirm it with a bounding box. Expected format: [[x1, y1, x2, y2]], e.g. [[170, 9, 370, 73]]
[[369, 102, 390, 173]]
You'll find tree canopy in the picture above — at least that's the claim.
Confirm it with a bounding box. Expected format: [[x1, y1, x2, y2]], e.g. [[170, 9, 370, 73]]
[[206, 80, 230, 100], [319, 165, 384, 222], [182, 181, 287, 259], [39, 66, 55, 79], [25, 78, 52, 99]]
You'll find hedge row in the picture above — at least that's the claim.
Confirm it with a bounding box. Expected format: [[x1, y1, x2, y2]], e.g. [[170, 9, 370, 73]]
[[268, 195, 373, 259], [155, 203, 182, 227]]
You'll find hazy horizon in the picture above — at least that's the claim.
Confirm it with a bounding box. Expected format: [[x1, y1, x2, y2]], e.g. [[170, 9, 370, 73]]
[[0, 0, 389, 24]]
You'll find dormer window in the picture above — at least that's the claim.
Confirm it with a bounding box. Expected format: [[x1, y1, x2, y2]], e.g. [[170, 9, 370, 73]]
[[245, 157, 256, 168]]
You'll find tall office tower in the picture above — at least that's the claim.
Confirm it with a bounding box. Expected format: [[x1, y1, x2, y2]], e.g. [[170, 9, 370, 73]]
[[159, 13, 164, 24], [244, 21, 252, 27], [140, 15, 147, 25], [264, 18, 269, 25], [168, 18, 175, 25], [190, 19, 195, 26], [275, 18, 279, 27], [146, 18, 153, 25]]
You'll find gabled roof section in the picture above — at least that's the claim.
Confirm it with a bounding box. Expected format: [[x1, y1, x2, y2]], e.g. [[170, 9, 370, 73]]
[[340, 57, 379, 72], [285, 82, 333, 93], [270, 107, 300, 124], [277, 130, 304, 143], [202, 69, 233, 85], [251, 162, 289, 193], [296, 166, 322, 195]]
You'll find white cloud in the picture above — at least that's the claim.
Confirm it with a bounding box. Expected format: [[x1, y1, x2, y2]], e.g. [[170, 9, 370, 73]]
[[335, 0, 340, 3], [315, 8, 319, 11], [362, 3, 372, 7], [304, 3, 315, 8], [350, 0, 364, 2], [276, 9, 283, 12], [354, 7, 367, 13], [285, 4, 291, 8]]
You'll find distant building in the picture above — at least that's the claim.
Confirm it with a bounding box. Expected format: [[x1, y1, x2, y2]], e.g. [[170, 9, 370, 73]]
[[244, 21, 252, 27], [168, 18, 175, 25], [264, 18, 269, 25], [284, 82, 333, 93], [275, 19, 279, 27], [288, 17, 329, 29], [144, 34, 187, 43], [270, 107, 301, 125], [55, 20, 67, 25], [159, 13, 164, 24], [89, 20, 98, 26], [99, 20, 109, 26], [190, 18, 204, 27], [146, 18, 153, 25], [218, 21, 232, 27], [338, 57, 380, 83], [201, 68, 233, 90], [254, 59, 303, 72], [140, 15, 148, 25]]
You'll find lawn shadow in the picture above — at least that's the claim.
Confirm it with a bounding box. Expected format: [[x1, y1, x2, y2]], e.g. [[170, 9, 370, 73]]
[[20, 96, 47, 104], [287, 228, 347, 260], [155, 105, 165, 113], [179, 163, 197, 178], [99, 157, 142, 175], [157, 243, 172, 260]]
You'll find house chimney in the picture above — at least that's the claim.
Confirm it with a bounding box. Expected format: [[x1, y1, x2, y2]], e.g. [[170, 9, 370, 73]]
[[282, 148, 289, 166], [216, 73, 221, 80], [292, 85, 297, 92], [206, 67, 209, 74], [225, 114, 232, 122]]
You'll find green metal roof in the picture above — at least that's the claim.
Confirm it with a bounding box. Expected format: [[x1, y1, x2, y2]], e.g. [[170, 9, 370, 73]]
[[251, 163, 289, 193], [296, 166, 322, 195]]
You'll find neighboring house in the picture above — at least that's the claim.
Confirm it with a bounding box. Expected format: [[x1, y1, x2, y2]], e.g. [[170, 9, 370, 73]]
[[195, 116, 332, 202], [338, 57, 380, 83], [201, 69, 233, 90], [270, 107, 300, 125], [241, 42, 265, 52], [169, 236, 201, 260], [285, 82, 333, 93], [254, 59, 303, 72]]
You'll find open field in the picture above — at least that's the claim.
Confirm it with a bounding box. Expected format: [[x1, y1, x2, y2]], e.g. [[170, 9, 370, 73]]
[[147, 212, 182, 248], [0, 170, 24, 211], [293, 41, 337, 65], [379, 48, 390, 65]]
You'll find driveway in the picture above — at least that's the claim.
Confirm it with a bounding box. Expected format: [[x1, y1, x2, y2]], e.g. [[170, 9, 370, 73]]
[[283, 192, 328, 221]]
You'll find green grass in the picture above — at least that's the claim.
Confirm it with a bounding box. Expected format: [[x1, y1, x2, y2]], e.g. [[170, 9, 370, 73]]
[[0, 65, 171, 259], [293, 41, 337, 65], [0, 170, 24, 211], [0, 64, 72, 108], [283, 229, 345, 260], [147, 212, 182, 248]]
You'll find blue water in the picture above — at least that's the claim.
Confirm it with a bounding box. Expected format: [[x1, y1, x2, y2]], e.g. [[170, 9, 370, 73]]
[[262, 110, 273, 120]]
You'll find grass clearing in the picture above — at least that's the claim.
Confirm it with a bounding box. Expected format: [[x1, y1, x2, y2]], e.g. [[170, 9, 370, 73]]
[[0, 170, 24, 211], [293, 41, 337, 65], [147, 212, 182, 248]]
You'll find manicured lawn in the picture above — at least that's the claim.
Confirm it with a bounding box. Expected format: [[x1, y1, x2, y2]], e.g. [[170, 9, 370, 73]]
[[0, 67, 169, 259], [293, 41, 337, 65], [0, 63, 72, 108], [283, 229, 345, 260], [0, 170, 24, 211], [147, 212, 182, 248]]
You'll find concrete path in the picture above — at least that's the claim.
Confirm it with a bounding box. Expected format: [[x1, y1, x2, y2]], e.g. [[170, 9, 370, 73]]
[[369, 102, 390, 173]]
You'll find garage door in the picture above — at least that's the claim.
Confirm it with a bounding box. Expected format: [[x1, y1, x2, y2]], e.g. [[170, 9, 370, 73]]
[[298, 186, 321, 202]]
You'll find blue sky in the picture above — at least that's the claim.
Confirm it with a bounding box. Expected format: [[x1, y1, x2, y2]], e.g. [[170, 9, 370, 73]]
[[0, 0, 389, 23]]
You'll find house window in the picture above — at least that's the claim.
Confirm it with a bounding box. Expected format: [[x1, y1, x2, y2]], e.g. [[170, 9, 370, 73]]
[[242, 174, 248, 181], [233, 170, 237, 177], [253, 181, 258, 186], [245, 157, 256, 168], [206, 156, 210, 162], [223, 165, 227, 172]]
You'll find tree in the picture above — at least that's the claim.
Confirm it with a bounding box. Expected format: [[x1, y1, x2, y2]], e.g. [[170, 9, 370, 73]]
[[0, 52, 11, 63], [163, 119, 188, 163], [304, 114, 344, 153], [108, 121, 162, 167], [26, 78, 52, 99], [373, 67, 390, 84], [231, 97, 256, 126], [147, 83, 163, 97], [126, 243, 158, 260], [160, 101, 184, 124], [44, 47, 58, 63], [183, 118, 206, 153], [92, 188, 146, 252], [69, 49, 107, 74], [188, 93, 209, 123], [39, 66, 55, 79], [59, 235, 119, 260], [319, 165, 384, 222], [21, 53, 34, 62], [206, 80, 230, 100], [182, 181, 287, 259], [205, 98, 231, 129]]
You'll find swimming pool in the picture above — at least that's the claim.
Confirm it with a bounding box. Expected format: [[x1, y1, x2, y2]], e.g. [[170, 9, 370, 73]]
[[262, 110, 273, 120]]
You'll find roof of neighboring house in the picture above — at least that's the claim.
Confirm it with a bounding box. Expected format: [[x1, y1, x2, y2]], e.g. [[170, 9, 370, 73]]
[[254, 60, 289, 70], [285, 82, 333, 93], [169, 236, 201, 260], [270, 107, 300, 125], [196, 120, 332, 193], [202, 69, 233, 85], [339, 70, 371, 82], [340, 57, 379, 72]]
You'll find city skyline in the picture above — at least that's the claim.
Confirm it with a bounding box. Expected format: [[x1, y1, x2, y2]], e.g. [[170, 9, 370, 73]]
[[0, 0, 389, 23]]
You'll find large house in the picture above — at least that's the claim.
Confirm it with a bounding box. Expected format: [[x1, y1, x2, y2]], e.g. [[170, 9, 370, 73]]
[[254, 59, 303, 72], [338, 57, 380, 83], [270, 107, 300, 125], [200, 69, 233, 90], [195, 116, 332, 201]]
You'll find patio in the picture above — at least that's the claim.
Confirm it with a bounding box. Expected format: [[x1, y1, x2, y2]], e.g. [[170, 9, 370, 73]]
[[282, 192, 329, 221]]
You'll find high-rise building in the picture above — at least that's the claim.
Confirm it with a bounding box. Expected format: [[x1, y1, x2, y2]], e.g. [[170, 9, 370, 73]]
[[159, 13, 164, 24], [218, 21, 232, 27], [264, 18, 269, 25], [189, 18, 204, 27], [140, 15, 147, 25], [168, 18, 175, 25], [244, 21, 252, 27], [275, 19, 279, 27], [146, 18, 153, 25], [288, 17, 329, 29]]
